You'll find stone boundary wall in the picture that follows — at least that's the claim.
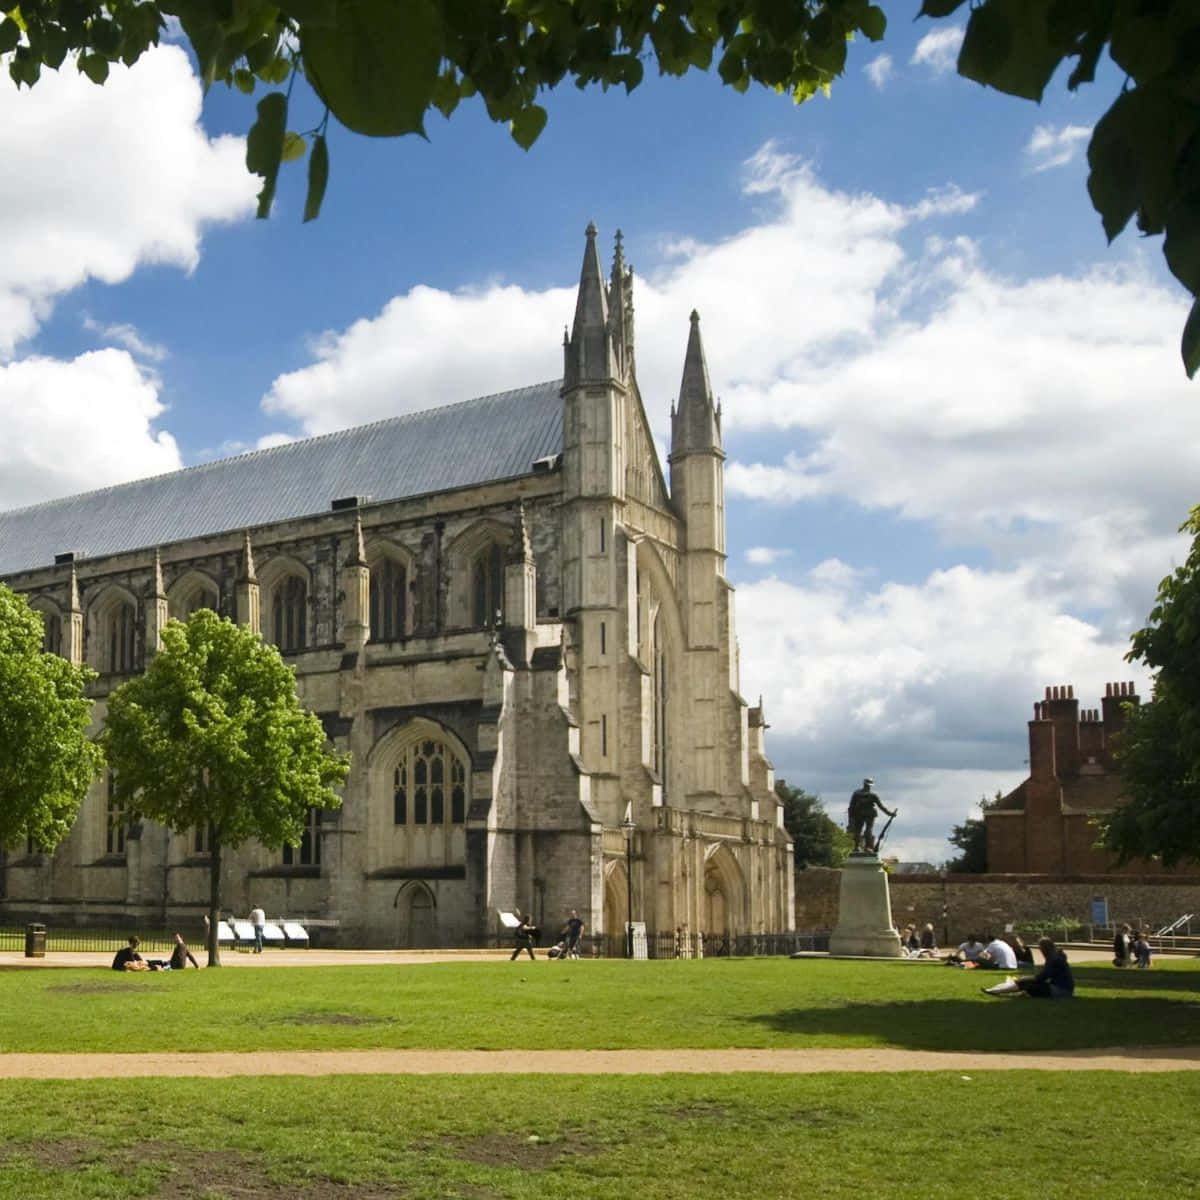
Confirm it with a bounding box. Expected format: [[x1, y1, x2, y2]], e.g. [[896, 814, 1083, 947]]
[[795, 869, 1200, 942]]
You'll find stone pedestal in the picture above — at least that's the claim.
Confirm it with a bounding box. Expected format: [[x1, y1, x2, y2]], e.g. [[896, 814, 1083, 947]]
[[829, 853, 902, 957]]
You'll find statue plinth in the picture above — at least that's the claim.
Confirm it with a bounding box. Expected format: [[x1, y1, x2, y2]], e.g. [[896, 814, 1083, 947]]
[[829, 853, 902, 958]]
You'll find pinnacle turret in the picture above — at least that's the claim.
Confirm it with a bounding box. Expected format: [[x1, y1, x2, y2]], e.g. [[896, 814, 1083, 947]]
[[564, 222, 618, 386], [671, 310, 722, 455], [607, 228, 635, 382]]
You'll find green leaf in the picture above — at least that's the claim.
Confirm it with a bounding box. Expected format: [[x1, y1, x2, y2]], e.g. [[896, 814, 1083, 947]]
[[509, 103, 547, 150], [958, 0, 1063, 103], [303, 131, 329, 222], [276, 0, 340, 26], [860, 5, 886, 42], [245, 90, 287, 219], [281, 130, 307, 162], [301, 0, 441, 138], [1164, 194, 1200, 298], [233, 67, 255, 93], [918, 0, 968, 16], [78, 52, 109, 84], [1183, 298, 1200, 379], [0, 17, 20, 55]]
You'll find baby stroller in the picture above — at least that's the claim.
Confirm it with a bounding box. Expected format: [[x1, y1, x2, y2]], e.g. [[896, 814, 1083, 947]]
[[546, 938, 569, 959]]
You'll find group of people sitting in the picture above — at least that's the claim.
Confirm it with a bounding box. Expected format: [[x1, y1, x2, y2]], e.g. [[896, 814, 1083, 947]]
[[1112, 923, 1153, 969], [939, 930, 1075, 998], [111, 934, 201, 971], [898, 923, 939, 958], [945, 932, 1035, 970]]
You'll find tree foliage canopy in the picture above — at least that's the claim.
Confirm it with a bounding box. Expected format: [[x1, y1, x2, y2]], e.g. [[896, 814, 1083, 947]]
[[1102, 507, 1200, 867], [3, 1, 1198, 372], [944, 791, 996, 873], [0, 582, 103, 851], [102, 610, 348, 961], [775, 778, 851, 869]]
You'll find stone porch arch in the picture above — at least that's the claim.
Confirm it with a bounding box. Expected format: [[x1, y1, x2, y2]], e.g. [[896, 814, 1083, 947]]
[[701, 843, 745, 940], [393, 880, 437, 949]]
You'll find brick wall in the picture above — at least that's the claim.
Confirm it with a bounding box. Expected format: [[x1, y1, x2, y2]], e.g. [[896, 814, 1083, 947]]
[[794, 868, 1200, 941]]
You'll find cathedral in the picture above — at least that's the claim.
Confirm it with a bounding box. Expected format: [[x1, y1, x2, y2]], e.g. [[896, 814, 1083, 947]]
[[0, 226, 795, 948]]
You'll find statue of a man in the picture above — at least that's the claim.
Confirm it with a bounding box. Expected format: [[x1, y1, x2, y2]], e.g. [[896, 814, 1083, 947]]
[[847, 778, 896, 853]]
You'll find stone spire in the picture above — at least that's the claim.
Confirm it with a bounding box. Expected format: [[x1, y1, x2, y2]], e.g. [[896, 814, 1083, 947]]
[[66, 562, 83, 667], [504, 501, 538, 666], [563, 222, 617, 387], [342, 512, 370, 651], [607, 229, 635, 382], [146, 548, 169, 656], [235, 531, 260, 635], [671, 310, 721, 455]]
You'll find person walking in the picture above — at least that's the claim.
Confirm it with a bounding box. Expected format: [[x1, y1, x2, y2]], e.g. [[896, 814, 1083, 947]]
[[509, 911, 538, 961], [561, 910, 585, 959], [249, 904, 266, 953]]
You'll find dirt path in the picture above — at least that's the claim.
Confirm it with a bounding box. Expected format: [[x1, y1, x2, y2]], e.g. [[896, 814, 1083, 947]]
[[1, 1046, 1198, 1079]]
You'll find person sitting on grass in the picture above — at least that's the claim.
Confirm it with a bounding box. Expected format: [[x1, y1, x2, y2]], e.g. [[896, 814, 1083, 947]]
[[945, 934, 985, 965], [147, 933, 201, 971], [981, 937, 1074, 998], [1007, 934, 1035, 965], [977, 933, 1018, 971], [1133, 930, 1153, 969], [111, 936, 149, 972]]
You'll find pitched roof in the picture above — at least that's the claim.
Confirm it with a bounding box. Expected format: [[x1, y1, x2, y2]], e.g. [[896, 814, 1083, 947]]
[[0, 382, 563, 576]]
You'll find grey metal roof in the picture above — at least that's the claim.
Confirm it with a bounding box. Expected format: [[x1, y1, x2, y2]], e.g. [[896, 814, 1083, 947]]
[[0, 381, 563, 576]]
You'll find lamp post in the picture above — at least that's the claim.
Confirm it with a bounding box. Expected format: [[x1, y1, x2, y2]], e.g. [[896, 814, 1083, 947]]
[[622, 802, 636, 959]]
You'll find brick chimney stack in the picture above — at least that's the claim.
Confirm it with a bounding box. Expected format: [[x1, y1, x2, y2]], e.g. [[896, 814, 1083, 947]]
[[1101, 681, 1139, 766], [1028, 699, 1056, 780], [1041, 684, 1080, 778]]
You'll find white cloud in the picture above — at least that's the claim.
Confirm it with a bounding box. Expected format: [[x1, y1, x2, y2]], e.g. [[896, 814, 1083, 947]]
[[82, 317, 168, 363], [0, 44, 255, 358], [734, 566, 1153, 861], [0, 351, 181, 509], [1026, 123, 1092, 172], [745, 546, 792, 565], [911, 27, 965, 75], [865, 54, 893, 90]]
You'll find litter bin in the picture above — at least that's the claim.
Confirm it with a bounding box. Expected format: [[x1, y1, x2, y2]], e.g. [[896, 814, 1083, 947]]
[[24, 923, 46, 958]]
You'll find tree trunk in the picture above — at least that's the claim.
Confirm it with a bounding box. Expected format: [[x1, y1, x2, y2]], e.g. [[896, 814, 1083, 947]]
[[207, 831, 222, 967]]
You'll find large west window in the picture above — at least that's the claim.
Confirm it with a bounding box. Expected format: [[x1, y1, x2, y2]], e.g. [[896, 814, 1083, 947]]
[[393, 737, 467, 827]]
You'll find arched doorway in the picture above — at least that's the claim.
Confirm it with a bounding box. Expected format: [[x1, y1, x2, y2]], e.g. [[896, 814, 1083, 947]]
[[602, 861, 628, 944], [395, 882, 437, 948]]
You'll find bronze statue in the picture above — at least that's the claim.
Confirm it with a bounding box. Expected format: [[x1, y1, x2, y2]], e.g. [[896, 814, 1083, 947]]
[[847, 778, 896, 853]]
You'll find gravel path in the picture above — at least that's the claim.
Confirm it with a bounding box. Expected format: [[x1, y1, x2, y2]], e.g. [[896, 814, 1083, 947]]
[[1, 1046, 1198, 1079]]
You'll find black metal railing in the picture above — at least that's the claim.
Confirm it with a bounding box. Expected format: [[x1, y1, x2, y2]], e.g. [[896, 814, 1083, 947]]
[[469, 929, 830, 959], [0, 925, 182, 954]]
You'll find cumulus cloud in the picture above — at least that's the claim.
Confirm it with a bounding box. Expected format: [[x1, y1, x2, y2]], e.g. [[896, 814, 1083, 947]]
[[0, 351, 181, 509], [0, 44, 255, 358], [864, 53, 893, 90], [745, 546, 792, 565], [734, 566, 1153, 861], [911, 27, 965, 75], [1026, 123, 1092, 172], [82, 317, 168, 363]]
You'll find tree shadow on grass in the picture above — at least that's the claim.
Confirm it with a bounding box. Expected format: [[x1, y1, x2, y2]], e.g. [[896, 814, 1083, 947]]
[[744, 969, 1200, 1053]]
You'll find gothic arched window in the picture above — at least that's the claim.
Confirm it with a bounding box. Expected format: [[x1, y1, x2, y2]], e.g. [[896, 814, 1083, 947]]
[[471, 543, 503, 628], [107, 601, 137, 674], [41, 610, 62, 656], [392, 737, 468, 828], [272, 575, 307, 651], [370, 557, 407, 642]]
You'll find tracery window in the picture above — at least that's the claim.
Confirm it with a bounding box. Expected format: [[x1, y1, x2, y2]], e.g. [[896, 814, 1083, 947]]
[[471, 543, 504, 628], [393, 738, 467, 827], [106, 601, 137, 674], [370, 557, 407, 641], [272, 575, 307, 651], [41, 610, 62, 656], [105, 772, 128, 856], [283, 806, 321, 866], [178, 584, 218, 619]]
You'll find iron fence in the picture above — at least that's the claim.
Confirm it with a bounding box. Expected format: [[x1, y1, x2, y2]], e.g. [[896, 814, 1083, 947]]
[[0, 925, 182, 954], [471, 929, 830, 958]]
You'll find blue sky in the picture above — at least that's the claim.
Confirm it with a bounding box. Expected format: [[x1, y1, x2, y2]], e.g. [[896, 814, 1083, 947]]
[[2, 15, 1195, 862]]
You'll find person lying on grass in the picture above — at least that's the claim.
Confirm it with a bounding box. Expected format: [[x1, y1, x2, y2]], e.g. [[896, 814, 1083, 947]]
[[146, 933, 201, 971], [981, 937, 1074, 998]]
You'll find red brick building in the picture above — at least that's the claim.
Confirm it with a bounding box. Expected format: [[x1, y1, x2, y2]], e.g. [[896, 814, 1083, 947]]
[[985, 682, 1163, 874]]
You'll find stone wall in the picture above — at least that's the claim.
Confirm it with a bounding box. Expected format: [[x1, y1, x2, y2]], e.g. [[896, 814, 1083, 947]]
[[795, 868, 1200, 940]]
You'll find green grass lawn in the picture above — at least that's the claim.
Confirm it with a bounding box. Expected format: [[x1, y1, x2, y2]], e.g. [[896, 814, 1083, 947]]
[[2, 956, 1198, 1054], [1, 1072, 1198, 1199]]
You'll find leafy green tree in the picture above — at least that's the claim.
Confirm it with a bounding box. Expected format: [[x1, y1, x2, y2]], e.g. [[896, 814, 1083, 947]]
[[3, 3, 1197, 371], [775, 779, 851, 869], [1102, 506, 1200, 867], [102, 610, 349, 965], [944, 792, 997, 873], [0, 582, 103, 852]]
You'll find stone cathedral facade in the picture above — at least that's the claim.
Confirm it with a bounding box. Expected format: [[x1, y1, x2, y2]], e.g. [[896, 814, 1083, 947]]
[[0, 227, 794, 947]]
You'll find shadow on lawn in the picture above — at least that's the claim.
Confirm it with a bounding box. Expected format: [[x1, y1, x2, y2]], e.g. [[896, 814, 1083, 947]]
[[745, 968, 1200, 1053]]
